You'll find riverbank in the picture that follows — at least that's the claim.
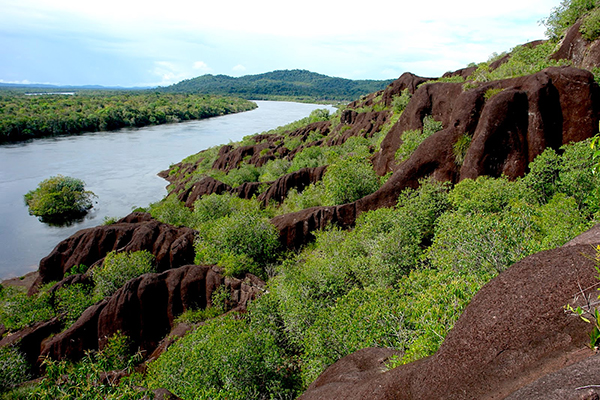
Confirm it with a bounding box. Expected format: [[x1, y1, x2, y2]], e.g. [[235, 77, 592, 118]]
[[0, 101, 336, 279]]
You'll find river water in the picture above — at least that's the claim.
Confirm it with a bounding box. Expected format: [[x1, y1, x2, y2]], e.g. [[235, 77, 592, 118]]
[[0, 101, 335, 279]]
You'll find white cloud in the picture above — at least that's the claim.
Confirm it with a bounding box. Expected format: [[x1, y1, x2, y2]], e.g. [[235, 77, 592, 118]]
[[193, 61, 210, 71], [232, 64, 246, 72]]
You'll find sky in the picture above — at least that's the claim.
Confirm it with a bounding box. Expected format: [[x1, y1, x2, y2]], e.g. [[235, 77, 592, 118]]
[[0, 0, 562, 88]]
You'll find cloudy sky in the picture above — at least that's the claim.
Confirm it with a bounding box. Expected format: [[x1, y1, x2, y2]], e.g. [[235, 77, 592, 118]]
[[0, 0, 560, 88]]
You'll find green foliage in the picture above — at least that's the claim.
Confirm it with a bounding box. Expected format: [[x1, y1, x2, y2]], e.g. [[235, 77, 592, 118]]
[[175, 286, 230, 325], [542, 0, 599, 40], [147, 195, 196, 227], [33, 332, 147, 399], [0, 284, 54, 332], [54, 283, 95, 328], [453, 133, 472, 166], [484, 88, 504, 100], [581, 7, 600, 40], [322, 156, 380, 205], [448, 176, 534, 214], [0, 347, 30, 393], [93, 251, 156, 299], [0, 92, 257, 142], [467, 42, 566, 83], [24, 175, 95, 220], [522, 147, 562, 203], [259, 158, 291, 182], [301, 288, 411, 385], [278, 182, 327, 214], [395, 116, 444, 162], [195, 212, 280, 277], [146, 314, 300, 400]]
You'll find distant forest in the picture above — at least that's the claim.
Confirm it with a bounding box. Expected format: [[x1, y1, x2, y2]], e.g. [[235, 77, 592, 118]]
[[0, 92, 257, 143], [158, 69, 395, 102]]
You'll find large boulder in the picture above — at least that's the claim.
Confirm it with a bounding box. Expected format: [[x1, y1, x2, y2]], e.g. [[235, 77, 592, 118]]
[[299, 225, 600, 399], [30, 212, 196, 294]]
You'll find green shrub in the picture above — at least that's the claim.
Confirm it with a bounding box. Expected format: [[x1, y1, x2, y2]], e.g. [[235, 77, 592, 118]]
[[543, 0, 598, 40], [288, 146, 328, 172], [259, 158, 292, 182], [278, 182, 327, 214], [193, 193, 262, 224], [148, 196, 196, 227], [453, 134, 472, 166], [33, 332, 147, 399], [427, 209, 534, 275], [54, 283, 95, 328], [322, 156, 380, 205], [395, 116, 443, 162], [0, 346, 30, 393], [195, 212, 280, 277], [0, 284, 54, 332], [221, 163, 261, 187], [391, 89, 412, 113], [301, 288, 411, 385], [522, 147, 561, 204], [24, 175, 95, 220], [448, 176, 533, 214], [93, 251, 156, 298], [146, 314, 300, 400]]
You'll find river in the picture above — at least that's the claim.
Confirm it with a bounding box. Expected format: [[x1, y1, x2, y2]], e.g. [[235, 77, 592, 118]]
[[0, 101, 335, 279]]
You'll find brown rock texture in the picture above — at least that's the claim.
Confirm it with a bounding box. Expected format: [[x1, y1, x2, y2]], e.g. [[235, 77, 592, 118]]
[[299, 225, 600, 399], [39, 265, 264, 363], [30, 212, 196, 294]]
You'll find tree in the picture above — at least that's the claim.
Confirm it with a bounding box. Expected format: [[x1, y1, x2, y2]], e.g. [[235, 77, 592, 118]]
[[24, 175, 95, 222]]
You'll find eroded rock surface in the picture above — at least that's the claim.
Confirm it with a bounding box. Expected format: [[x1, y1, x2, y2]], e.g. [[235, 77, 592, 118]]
[[30, 213, 196, 294]]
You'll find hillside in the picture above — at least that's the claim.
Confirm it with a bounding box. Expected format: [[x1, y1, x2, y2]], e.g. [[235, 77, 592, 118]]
[[158, 69, 395, 101], [4, 1, 600, 399]]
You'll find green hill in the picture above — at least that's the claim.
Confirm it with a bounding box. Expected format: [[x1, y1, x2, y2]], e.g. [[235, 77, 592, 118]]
[[158, 69, 395, 102]]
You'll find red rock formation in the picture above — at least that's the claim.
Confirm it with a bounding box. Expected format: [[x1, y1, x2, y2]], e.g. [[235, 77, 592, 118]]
[[30, 213, 196, 294], [275, 67, 599, 249], [40, 265, 264, 363], [300, 225, 600, 399]]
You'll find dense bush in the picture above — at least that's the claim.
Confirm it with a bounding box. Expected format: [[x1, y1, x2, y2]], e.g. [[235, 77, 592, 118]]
[[395, 116, 444, 162], [322, 156, 381, 205], [32, 332, 147, 399], [0, 346, 30, 393], [24, 175, 95, 221], [543, 0, 598, 40], [0, 284, 54, 332], [93, 251, 156, 298], [195, 212, 280, 277], [146, 314, 300, 400]]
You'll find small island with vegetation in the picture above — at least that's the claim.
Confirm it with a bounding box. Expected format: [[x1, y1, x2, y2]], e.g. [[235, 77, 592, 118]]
[[24, 175, 96, 225]]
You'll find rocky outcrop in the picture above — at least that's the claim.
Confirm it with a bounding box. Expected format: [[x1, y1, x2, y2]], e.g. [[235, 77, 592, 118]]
[[275, 67, 600, 248], [30, 213, 196, 294], [40, 265, 264, 363], [552, 20, 600, 70], [300, 225, 600, 399]]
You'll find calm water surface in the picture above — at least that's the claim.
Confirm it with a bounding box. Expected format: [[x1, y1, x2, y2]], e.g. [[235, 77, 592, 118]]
[[0, 101, 335, 279]]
